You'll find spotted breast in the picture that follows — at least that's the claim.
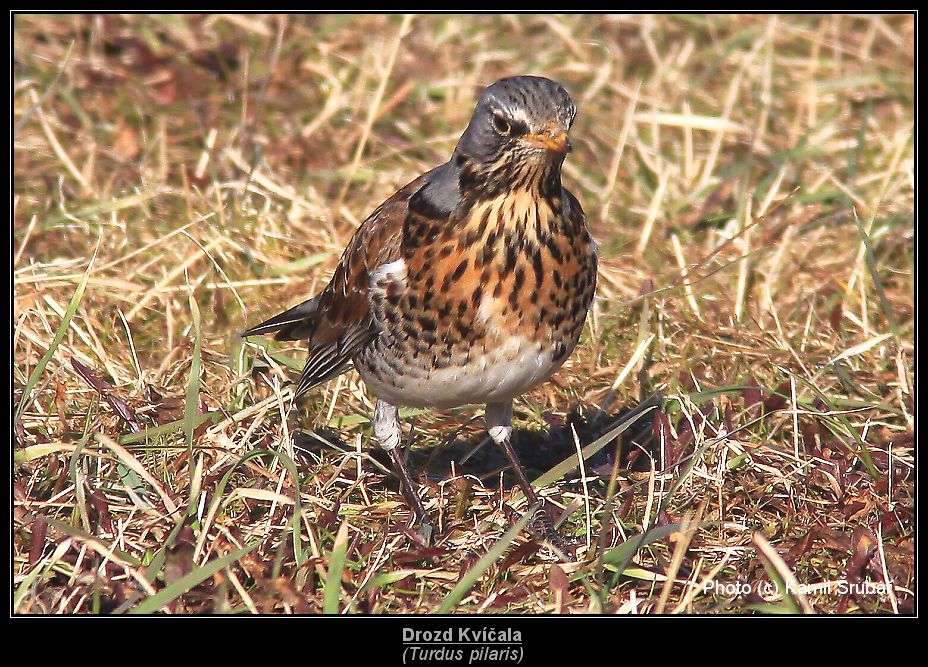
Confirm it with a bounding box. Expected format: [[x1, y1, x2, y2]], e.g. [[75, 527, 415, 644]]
[[358, 176, 596, 409]]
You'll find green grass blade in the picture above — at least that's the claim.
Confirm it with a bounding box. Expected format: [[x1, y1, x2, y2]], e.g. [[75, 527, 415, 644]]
[[322, 520, 350, 614], [600, 520, 715, 595], [14, 41, 74, 132], [67, 417, 96, 531], [359, 569, 418, 594], [144, 448, 306, 588], [267, 252, 331, 276], [790, 372, 880, 478], [200, 449, 306, 566], [14, 553, 55, 611], [602, 521, 694, 571], [532, 401, 660, 489], [15, 442, 77, 463], [852, 211, 900, 339], [143, 518, 189, 586], [325, 406, 432, 428], [436, 508, 533, 614], [119, 412, 218, 445], [686, 384, 896, 414], [129, 541, 261, 615], [39, 189, 166, 229], [15, 243, 97, 420], [184, 289, 202, 487]]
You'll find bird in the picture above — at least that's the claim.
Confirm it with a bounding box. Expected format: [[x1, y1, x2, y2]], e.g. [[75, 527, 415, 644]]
[[243, 75, 597, 550]]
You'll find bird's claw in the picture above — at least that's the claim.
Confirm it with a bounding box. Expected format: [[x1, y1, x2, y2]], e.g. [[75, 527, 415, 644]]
[[417, 517, 435, 546], [504, 502, 581, 562]]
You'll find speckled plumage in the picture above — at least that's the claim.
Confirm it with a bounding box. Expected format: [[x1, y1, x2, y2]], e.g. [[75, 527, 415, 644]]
[[245, 76, 597, 550]]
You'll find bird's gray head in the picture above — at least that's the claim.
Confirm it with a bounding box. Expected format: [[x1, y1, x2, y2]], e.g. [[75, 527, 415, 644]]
[[413, 76, 577, 216], [454, 76, 577, 177]]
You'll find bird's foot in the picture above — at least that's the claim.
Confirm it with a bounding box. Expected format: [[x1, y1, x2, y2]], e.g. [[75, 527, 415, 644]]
[[383, 439, 437, 546], [504, 501, 581, 562], [411, 512, 436, 546]]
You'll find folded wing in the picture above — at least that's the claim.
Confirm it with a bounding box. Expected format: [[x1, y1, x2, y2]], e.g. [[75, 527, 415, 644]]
[[242, 173, 431, 397]]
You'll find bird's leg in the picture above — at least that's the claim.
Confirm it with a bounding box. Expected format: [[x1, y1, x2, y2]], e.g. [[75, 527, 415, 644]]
[[485, 401, 577, 560], [373, 399, 433, 542], [486, 401, 537, 503]]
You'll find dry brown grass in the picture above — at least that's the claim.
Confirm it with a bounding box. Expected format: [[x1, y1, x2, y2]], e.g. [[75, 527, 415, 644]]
[[13, 13, 914, 615]]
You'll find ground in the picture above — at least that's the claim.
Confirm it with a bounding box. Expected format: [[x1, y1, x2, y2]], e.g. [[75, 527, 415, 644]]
[[13, 14, 914, 614]]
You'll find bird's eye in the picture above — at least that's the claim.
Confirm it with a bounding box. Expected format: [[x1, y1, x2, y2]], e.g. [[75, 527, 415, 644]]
[[491, 114, 512, 136]]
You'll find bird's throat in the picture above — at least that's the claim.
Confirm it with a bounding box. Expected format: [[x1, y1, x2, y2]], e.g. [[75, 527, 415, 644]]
[[454, 149, 563, 205]]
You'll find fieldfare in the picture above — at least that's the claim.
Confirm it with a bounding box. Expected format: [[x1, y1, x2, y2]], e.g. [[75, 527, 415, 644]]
[[244, 75, 597, 550]]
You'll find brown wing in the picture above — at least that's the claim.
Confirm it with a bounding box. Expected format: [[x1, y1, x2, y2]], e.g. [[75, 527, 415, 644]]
[[243, 172, 430, 397]]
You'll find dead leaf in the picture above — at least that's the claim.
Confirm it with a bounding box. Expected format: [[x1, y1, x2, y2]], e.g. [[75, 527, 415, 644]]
[[763, 381, 791, 413], [845, 526, 878, 584], [549, 563, 570, 601], [54, 381, 69, 434], [112, 121, 140, 162], [28, 516, 48, 566]]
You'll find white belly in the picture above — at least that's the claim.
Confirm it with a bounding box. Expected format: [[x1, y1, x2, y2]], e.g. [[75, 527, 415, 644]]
[[358, 336, 564, 409]]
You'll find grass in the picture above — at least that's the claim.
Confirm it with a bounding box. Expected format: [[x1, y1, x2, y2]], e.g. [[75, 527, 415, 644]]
[[13, 13, 914, 615]]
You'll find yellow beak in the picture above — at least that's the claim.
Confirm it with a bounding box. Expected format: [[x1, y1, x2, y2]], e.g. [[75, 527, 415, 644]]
[[521, 130, 572, 155]]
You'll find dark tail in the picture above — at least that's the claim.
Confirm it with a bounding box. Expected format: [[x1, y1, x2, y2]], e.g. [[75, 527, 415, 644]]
[[241, 296, 321, 341]]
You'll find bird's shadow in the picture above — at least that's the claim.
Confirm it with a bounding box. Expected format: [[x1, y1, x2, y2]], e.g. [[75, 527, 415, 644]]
[[294, 400, 661, 492]]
